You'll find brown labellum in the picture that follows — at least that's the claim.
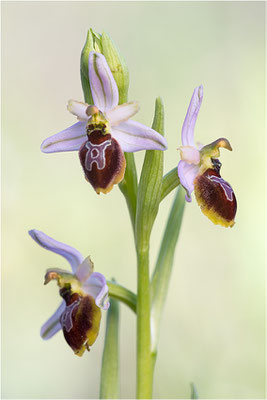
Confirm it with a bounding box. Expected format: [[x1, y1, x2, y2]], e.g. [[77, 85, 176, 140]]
[[60, 289, 101, 356], [194, 168, 237, 227], [79, 130, 126, 194]]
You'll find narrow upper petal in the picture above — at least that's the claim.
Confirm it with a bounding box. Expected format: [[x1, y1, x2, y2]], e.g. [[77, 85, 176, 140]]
[[83, 272, 110, 310], [41, 121, 87, 153], [40, 301, 65, 340], [111, 120, 168, 153], [29, 230, 83, 273], [75, 256, 94, 283], [105, 101, 139, 126], [177, 160, 199, 202], [89, 52, 119, 113], [181, 85, 203, 147], [67, 100, 89, 121]]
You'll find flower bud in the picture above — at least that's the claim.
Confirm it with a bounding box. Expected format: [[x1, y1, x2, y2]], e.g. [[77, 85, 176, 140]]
[[80, 29, 101, 104], [80, 29, 129, 105], [101, 31, 129, 104]]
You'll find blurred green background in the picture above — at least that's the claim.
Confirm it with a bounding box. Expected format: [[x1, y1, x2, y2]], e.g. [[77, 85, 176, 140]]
[[2, 1, 265, 399]]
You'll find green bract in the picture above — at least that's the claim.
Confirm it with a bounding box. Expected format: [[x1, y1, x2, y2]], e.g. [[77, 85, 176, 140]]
[[135, 98, 165, 250]]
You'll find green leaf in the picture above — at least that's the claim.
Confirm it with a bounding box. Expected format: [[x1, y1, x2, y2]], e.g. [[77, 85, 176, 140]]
[[100, 296, 120, 399], [151, 186, 185, 352], [190, 382, 199, 399], [135, 97, 165, 250]]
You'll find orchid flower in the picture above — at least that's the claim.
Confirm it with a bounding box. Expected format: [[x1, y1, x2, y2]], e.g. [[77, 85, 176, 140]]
[[29, 229, 109, 356], [41, 52, 168, 194], [178, 85, 237, 227]]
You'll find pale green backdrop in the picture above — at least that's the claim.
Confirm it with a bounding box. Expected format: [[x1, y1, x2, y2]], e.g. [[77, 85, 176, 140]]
[[2, 1, 265, 399]]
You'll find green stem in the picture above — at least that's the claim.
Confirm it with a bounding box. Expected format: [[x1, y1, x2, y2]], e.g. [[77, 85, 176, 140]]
[[119, 152, 138, 232], [190, 382, 199, 399], [100, 297, 120, 399], [134, 98, 164, 398], [136, 248, 152, 399], [160, 167, 180, 202], [107, 281, 136, 313]]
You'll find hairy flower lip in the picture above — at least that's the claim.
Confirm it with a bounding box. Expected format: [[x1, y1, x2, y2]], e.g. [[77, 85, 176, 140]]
[[29, 229, 109, 346], [79, 129, 126, 194], [194, 168, 237, 228]]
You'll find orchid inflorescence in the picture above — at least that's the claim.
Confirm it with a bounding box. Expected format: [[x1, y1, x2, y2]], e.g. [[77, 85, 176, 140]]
[[29, 29, 237, 398]]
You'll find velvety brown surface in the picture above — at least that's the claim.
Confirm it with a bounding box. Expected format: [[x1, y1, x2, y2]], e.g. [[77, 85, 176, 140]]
[[79, 130, 124, 192], [195, 168, 237, 222], [60, 291, 93, 353]]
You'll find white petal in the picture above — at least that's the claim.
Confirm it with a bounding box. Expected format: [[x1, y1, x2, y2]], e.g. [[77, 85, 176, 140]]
[[179, 146, 200, 164], [75, 256, 94, 283], [106, 101, 139, 126], [67, 100, 89, 121], [29, 230, 84, 273], [111, 120, 168, 153], [83, 272, 110, 310], [89, 52, 119, 113], [177, 160, 199, 202], [41, 122, 87, 153], [40, 301, 65, 340], [181, 85, 203, 146]]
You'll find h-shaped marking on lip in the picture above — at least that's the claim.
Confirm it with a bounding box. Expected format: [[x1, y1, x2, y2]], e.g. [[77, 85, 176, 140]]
[[208, 175, 234, 201], [61, 299, 80, 332], [85, 140, 112, 171]]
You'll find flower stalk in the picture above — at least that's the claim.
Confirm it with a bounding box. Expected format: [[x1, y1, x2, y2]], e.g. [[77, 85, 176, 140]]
[[160, 167, 180, 202], [107, 280, 136, 313]]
